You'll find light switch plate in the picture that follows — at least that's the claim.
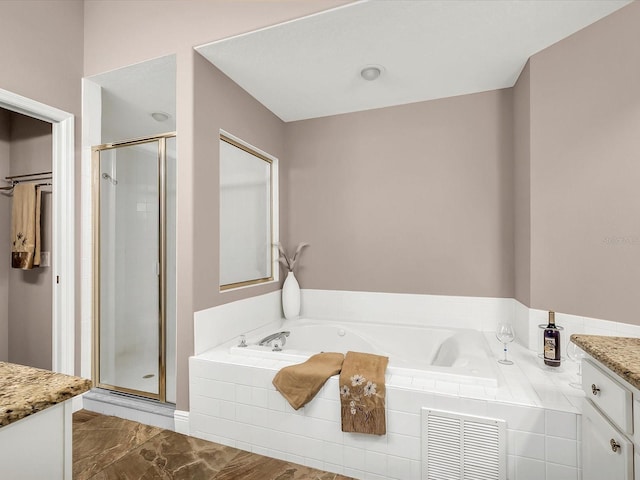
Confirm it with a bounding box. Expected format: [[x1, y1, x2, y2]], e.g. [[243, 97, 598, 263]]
[[40, 251, 50, 267]]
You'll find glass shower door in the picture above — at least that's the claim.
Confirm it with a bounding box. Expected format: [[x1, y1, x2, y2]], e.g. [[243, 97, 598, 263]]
[[95, 139, 162, 398]]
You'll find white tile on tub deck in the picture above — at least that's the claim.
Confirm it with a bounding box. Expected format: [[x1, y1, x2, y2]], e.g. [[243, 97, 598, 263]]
[[303, 457, 325, 471], [545, 409, 577, 439], [486, 402, 545, 434], [546, 462, 578, 480], [386, 387, 434, 414], [428, 393, 462, 413], [308, 417, 344, 444], [386, 433, 421, 461], [191, 378, 236, 402], [412, 376, 436, 390], [507, 454, 516, 480], [236, 384, 252, 405], [304, 397, 341, 423], [387, 455, 412, 480], [513, 430, 545, 460], [196, 431, 236, 448], [190, 394, 221, 416], [250, 366, 278, 388], [364, 450, 387, 478], [217, 399, 236, 421], [287, 434, 321, 461], [458, 397, 489, 417], [323, 440, 345, 465], [364, 472, 388, 480], [434, 380, 460, 395], [251, 387, 268, 408], [343, 467, 365, 480], [387, 410, 420, 437], [515, 456, 546, 480], [235, 402, 252, 424], [343, 446, 366, 471], [324, 462, 344, 475], [267, 388, 287, 411], [546, 436, 578, 467]]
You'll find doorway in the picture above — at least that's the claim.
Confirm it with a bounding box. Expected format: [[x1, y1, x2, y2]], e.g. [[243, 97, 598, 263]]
[[0, 87, 75, 375]]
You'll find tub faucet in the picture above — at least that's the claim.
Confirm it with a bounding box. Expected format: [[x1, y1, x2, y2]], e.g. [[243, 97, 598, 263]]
[[258, 331, 290, 351]]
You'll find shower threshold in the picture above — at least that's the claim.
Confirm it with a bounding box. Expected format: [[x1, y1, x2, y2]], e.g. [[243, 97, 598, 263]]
[[83, 388, 176, 431]]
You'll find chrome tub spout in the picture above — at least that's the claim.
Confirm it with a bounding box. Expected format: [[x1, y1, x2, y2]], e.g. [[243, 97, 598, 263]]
[[258, 331, 290, 351]]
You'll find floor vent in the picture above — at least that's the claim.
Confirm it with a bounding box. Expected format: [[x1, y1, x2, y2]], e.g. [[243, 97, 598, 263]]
[[421, 408, 506, 480]]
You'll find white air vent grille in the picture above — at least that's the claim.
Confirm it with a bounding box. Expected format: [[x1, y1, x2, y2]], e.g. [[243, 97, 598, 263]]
[[422, 408, 506, 480]]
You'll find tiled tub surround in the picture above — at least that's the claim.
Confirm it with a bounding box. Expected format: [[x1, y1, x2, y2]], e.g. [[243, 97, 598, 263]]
[[0, 362, 92, 480], [190, 340, 583, 480], [188, 290, 634, 479]]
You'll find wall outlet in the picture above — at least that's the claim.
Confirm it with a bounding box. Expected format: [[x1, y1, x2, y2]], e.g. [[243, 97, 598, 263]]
[[40, 251, 50, 267]]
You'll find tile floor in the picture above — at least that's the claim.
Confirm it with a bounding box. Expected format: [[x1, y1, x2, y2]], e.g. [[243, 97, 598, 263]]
[[73, 410, 354, 479]]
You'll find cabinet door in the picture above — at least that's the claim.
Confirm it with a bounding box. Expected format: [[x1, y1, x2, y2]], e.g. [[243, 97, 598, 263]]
[[582, 400, 633, 480]]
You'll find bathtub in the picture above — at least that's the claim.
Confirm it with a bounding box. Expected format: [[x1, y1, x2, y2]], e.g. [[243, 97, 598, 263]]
[[230, 318, 497, 387]]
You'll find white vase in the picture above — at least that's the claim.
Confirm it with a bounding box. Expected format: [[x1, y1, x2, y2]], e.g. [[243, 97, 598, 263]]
[[282, 271, 301, 320]]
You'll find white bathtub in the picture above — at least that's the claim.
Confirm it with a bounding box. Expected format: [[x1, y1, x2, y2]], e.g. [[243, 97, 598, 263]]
[[230, 318, 497, 387]]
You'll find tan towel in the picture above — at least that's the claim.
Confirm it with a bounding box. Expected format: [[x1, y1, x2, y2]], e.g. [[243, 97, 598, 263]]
[[340, 351, 389, 435], [273, 352, 344, 410], [11, 183, 41, 269]]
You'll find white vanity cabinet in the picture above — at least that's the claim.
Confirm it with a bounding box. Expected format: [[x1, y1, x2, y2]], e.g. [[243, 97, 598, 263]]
[[582, 359, 636, 480]]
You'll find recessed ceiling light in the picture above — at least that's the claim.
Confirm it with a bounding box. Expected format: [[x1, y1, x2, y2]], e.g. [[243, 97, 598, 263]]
[[151, 111, 170, 122], [360, 65, 383, 81]]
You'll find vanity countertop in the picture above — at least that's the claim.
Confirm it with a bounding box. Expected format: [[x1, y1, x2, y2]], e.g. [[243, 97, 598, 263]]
[[570, 334, 640, 390], [0, 362, 91, 427]]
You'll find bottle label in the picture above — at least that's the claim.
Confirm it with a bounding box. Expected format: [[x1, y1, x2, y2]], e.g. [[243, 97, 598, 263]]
[[544, 337, 556, 359]]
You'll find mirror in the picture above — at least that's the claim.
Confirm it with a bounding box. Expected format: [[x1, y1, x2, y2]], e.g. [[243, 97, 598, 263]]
[[219, 132, 276, 290]]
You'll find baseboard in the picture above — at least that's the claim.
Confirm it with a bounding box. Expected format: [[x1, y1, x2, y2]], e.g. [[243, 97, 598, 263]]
[[174, 410, 190, 435]]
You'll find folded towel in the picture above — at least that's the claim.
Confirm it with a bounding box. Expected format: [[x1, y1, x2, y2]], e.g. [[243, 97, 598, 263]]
[[11, 184, 41, 269], [273, 352, 344, 410], [339, 351, 389, 435]]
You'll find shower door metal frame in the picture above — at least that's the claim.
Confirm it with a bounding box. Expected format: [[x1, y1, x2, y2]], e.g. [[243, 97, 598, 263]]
[[91, 132, 175, 402]]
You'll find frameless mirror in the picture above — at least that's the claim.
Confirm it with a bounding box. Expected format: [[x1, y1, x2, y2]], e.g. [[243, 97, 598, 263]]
[[219, 133, 275, 290]]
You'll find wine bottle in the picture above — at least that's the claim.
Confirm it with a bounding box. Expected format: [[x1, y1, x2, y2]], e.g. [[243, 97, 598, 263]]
[[544, 311, 561, 367]]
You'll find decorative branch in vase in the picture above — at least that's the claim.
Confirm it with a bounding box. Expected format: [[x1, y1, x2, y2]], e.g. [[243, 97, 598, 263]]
[[277, 242, 308, 320]]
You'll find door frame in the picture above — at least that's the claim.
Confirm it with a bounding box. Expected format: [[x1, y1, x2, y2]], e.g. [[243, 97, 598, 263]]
[[0, 87, 75, 375]]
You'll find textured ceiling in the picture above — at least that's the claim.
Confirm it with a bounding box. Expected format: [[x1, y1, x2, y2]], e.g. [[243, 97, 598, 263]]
[[197, 0, 631, 122]]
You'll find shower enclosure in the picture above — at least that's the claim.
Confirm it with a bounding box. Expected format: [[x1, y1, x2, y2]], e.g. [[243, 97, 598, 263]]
[[92, 133, 176, 403]]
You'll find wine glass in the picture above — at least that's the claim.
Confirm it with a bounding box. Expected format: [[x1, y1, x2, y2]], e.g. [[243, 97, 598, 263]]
[[496, 323, 515, 365], [566, 341, 586, 389]]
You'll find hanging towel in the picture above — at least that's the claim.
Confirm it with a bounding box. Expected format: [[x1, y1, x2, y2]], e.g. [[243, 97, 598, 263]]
[[339, 351, 389, 435], [11, 183, 41, 269], [272, 352, 344, 410]]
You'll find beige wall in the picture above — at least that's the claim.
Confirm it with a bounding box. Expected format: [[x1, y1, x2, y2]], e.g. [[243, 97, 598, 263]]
[[524, 1, 640, 325], [513, 62, 531, 306], [285, 90, 515, 298], [0, 0, 84, 372], [193, 55, 287, 311], [0, 110, 10, 361], [7, 113, 53, 370], [83, 0, 349, 409], [0, 1, 83, 113]]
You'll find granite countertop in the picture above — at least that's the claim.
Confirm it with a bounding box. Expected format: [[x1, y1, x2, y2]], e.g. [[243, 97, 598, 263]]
[[570, 334, 640, 390], [0, 362, 92, 427]]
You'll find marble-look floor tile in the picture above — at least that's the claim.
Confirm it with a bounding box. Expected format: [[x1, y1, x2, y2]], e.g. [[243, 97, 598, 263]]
[[73, 411, 355, 480], [73, 409, 101, 425], [89, 430, 240, 480], [73, 414, 163, 480], [213, 450, 346, 480]]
